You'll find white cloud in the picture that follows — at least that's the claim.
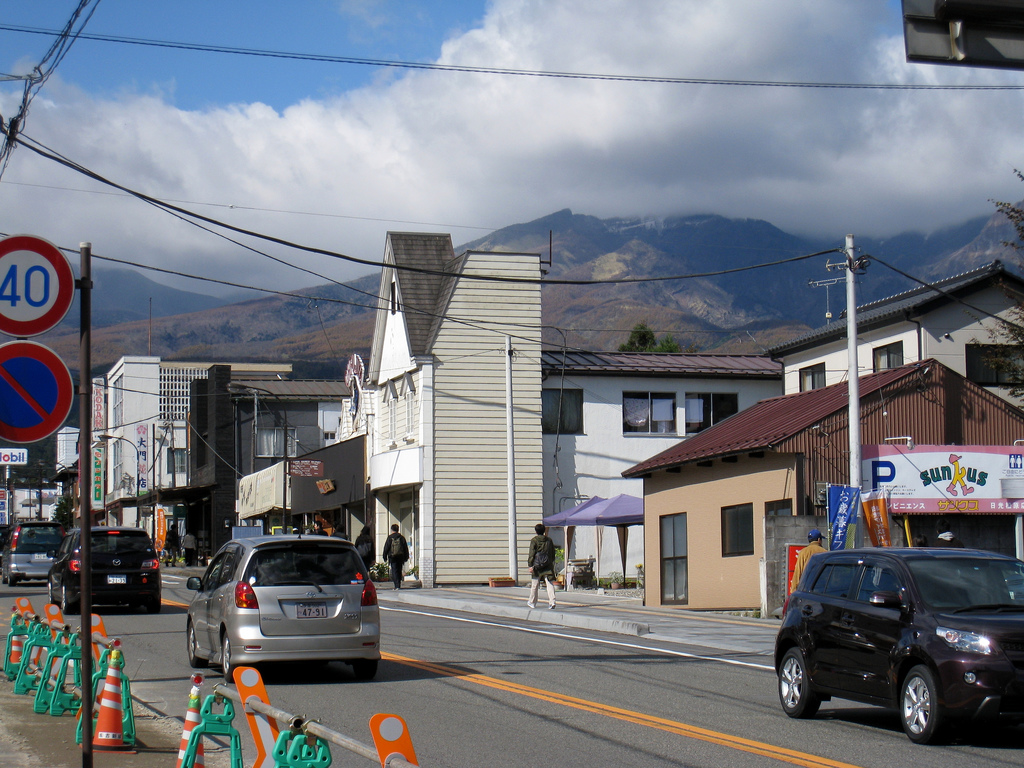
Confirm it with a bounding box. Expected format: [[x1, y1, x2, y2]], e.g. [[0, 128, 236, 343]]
[[2, 0, 1024, 297]]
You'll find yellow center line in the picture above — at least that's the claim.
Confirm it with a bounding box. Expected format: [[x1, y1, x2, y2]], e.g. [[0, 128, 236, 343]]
[[384, 652, 864, 768]]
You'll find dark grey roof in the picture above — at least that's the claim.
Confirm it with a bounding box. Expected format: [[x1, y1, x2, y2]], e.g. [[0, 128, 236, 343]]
[[387, 232, 459, 355], [229, 379, 349, 400], [767, 260, 1024, 357], [541, 350, 780, 378]]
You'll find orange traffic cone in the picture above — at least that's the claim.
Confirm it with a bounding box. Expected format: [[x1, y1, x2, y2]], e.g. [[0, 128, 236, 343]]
[[175, 674, 205, 768], [92, 648, 134, 753], [9, 632, 24, 666]]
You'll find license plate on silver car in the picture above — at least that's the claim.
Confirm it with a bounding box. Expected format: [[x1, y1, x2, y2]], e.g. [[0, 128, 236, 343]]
[[296, 602, 327, 619], [107, 575, 127, 584]]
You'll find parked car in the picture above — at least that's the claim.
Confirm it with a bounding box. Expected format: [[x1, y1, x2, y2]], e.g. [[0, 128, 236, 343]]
[[47, 527, 161, 614], [776, 547, 1024, 744], [2, 521, 65, 586], [185, 535, 380, 679]]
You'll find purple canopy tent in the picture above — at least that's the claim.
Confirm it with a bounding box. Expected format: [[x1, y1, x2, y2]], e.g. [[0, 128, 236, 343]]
[[543, 494, 644, 581]]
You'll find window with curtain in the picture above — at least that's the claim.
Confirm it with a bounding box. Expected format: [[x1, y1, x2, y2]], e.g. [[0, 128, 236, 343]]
[[799, 363, 826, 392], [256, 427, 297, 458], [623, 392, 676, 434], [684, 392, 738, 433], [872, 341, 904, 372], [542, 389, 583, 434]]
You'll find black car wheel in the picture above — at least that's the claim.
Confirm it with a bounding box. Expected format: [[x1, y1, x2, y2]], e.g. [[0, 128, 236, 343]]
[[144, 595, 162, 614], [48, 577, 58, 604], [186, 621, 208, 669], [901, 665, 944, 744], [778, 647, 820, 719], [351, 659, 378, 681], [221, 632, 234, 678], [60, 584, 79, 615]]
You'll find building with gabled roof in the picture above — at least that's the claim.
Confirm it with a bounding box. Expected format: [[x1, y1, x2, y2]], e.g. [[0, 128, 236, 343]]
[[768, 260, 1024, 405], [367, 232, 543, 586], [624, 359, 1024, 613]]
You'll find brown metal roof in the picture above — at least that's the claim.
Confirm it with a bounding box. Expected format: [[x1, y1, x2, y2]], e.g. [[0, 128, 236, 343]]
[[623, 363, 926, 476], [542, 350, 780, 378], [229, 379, 349, 400]]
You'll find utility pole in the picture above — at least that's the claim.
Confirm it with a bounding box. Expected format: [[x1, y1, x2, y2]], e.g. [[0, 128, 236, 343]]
[[845, 235, 862, 494]]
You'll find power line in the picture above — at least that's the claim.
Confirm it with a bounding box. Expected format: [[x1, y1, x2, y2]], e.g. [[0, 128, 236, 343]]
[[3, 23, 1024, 91]]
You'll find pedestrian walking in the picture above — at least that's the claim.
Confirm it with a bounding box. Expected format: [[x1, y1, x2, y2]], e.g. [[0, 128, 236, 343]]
[[527, 523, 557, 610], [355, 524, 375, 570], [790, 528, 827, 593], [382, 524, 409, 589], [164, 526, 180, 566], [182, 530, 198, 567]]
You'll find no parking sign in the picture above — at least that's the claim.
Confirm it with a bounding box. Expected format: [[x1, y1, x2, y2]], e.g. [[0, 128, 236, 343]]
[[0, 340, 74, 444]]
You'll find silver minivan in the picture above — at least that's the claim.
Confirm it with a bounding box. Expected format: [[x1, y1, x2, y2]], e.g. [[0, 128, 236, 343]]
[[2, 521, 65, 586], [185, 535, 381, 679]]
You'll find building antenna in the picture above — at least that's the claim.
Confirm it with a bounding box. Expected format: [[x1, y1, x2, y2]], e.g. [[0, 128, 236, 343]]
[[808, 275, 844, 321]]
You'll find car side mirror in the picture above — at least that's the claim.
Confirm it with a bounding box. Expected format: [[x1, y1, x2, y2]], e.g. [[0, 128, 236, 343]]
[[186, 576, 203, 591], [869, 590, 903, 609]]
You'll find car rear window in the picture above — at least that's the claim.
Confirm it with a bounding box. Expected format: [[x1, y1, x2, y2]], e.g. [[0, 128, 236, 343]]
[[14, 526, 64, 553], [91, 531, 154, 554], [247, 544, 367, 587]]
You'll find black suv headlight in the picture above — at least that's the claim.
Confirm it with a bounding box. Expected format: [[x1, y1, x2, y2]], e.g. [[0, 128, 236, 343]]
[[936, 626, 993, 655]]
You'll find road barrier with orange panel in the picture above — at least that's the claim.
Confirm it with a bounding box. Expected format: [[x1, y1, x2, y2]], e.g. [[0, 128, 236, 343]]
[[215, 667, 420, 767]]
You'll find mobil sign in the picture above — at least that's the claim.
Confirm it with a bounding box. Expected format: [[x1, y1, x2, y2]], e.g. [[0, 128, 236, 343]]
[[0, 447, 28, 465], [864, 444, 1024, 514]]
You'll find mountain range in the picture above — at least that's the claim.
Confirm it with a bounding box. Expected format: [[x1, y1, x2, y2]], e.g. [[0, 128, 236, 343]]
[[30, 204, 1023, 377]]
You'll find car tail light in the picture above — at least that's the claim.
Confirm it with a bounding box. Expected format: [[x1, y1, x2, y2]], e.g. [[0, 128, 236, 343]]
[[782, 595, 790, 615], [142, 559, 160, 571], [69, 559, 82, 573], [361, 579, 378, 607], [9, 529, 18, 549], [234, 581, 259, 609]]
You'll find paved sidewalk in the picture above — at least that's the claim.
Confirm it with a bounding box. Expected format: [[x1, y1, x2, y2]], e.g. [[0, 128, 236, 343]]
[[378, 583, 781, 657]]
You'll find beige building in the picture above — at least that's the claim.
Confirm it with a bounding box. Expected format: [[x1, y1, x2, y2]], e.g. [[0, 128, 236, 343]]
[[625, 360, 1024, 613]]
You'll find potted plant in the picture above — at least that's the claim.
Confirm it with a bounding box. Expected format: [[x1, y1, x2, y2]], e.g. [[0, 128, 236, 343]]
[[608, 571, 624, 590]]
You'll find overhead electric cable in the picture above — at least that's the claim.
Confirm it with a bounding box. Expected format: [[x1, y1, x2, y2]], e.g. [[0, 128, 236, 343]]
[[3, 23, 1024, 90], [12, 131, 844, 286]]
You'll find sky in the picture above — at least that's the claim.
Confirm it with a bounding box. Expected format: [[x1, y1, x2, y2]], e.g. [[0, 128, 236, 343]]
[[2, 0, 1024, 297]]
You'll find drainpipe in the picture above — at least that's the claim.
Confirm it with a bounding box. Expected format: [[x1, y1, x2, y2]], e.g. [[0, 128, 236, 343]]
[[506, 336, 518, 581]]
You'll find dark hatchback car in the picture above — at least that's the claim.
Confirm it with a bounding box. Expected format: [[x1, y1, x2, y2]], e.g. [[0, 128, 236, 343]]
[[776, 547, 1024, 744], [47, 527, 161, 614]]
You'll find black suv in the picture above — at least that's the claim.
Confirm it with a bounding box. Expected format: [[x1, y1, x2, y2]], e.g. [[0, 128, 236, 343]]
[[47, 527, 161, 614], [776, 547, 1024, 744]]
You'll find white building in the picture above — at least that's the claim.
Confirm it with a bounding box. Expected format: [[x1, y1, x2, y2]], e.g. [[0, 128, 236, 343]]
[[769, 261, 1024, 405], [542, 351, 783, 579]]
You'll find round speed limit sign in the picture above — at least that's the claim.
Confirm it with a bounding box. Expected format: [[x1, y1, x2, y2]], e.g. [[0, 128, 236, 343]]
[[0, 235, 75, 337]]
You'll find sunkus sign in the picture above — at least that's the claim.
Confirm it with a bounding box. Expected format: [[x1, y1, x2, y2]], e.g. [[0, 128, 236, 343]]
[[863, 445, 1024, 514]]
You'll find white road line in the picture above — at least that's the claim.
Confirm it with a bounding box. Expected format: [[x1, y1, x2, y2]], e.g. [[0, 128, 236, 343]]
[[381, 605, 774, 671]]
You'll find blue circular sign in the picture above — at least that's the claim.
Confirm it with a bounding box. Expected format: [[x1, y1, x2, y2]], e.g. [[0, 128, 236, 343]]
[[0, 341, 74, 443]]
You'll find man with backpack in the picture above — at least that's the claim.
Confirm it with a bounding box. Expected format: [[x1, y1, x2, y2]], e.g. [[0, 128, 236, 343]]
[[527, 523, 557, 609], [382, 523, 410, 589]]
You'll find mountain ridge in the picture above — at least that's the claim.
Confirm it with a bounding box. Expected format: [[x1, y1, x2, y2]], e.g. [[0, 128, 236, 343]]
[[31, 205, 1023, 375]]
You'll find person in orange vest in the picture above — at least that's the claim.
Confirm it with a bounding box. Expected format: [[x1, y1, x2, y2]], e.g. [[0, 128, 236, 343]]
[[790, 528, 827, 592]]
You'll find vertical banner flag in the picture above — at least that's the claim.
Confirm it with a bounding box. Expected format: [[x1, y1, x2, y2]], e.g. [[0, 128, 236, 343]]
[[92, 443, 105, 506], [861, 489, 892, 547], [827, 485, 860, 550]]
